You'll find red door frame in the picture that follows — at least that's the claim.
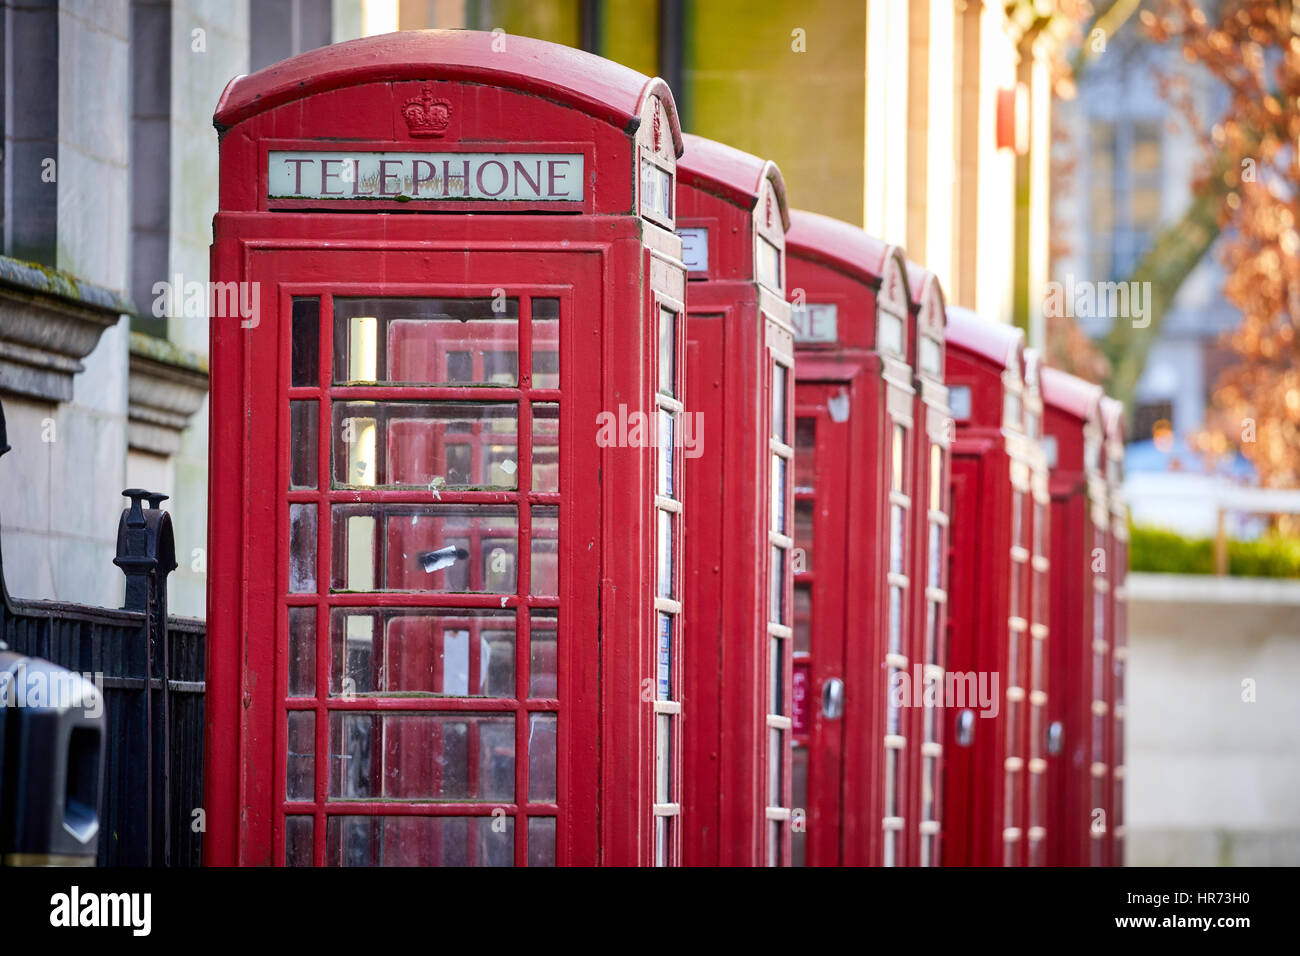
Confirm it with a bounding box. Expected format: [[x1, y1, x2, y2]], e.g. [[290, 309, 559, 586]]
[[941, 306, 1028, 867], [785, 211, 914, 866], [791, 383, 851, 866], [1020, 349, 1051, 866], [206, 31, 688, 867], [677, 136, 795, 866], [1101, 396, 1127, 867], [1040, 366, 1104, 867], [903, 264, 951, 867]]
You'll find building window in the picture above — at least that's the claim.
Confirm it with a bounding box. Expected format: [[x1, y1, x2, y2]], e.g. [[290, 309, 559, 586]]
[[1089, 118, 1163, 283], [1133, 399, 1173, 444]]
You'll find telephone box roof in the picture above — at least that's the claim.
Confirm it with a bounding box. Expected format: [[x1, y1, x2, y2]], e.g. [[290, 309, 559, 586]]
[[945, 305, 1024, 370], [786, 209, 899, 287], [1041, 366, 1104, 424], [214, 29, 684, 155], [678, 133, 789, 228]]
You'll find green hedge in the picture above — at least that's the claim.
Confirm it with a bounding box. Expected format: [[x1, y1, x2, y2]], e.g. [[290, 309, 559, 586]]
[[1129, 524, 1300, 578]]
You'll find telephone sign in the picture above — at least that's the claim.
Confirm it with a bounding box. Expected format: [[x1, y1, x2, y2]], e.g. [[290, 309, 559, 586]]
[[268, 151, 586, 202], [793, 303, 838, 344]]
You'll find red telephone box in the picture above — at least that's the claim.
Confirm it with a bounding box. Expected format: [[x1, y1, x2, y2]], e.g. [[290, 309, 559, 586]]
[[206, 31, 688, 867], [941, 306, 1032, 867], [1040, 366, 1105, 867], [1019, 348, 1052, 866], [674, 134, 794, 867], [903, 262, 951, 867], [785, 211, 914, 866], [1101, 396, 1128, 867]]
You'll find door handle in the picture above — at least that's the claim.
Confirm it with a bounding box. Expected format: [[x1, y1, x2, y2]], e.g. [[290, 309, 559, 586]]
[[821, 678, 845, 720], [956, 708, 976, 746]]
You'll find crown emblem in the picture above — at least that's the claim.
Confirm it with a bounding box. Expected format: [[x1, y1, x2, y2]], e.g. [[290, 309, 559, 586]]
[[652, 103, 663, 153], [402, 86, 452, 138]]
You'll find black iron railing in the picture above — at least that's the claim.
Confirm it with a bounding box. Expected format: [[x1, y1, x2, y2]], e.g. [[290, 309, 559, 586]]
[[0, 396, 205, 866]]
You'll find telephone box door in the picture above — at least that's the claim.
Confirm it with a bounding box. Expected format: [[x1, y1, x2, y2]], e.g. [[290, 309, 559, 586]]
[[228, 243, 604, 866], [792, 382, 849, 866]]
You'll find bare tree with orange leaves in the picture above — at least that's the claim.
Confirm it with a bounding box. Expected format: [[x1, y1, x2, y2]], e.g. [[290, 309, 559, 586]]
[[1144, 0, 1300, 487]]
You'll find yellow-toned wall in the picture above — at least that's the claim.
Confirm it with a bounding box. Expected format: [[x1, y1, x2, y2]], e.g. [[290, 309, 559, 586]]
[[483, 0, 582, 46], [602, 0, 658, 77], [683, 0, 866, 226]]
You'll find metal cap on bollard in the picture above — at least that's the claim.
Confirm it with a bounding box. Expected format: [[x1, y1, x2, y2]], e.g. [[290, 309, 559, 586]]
[[0, 652, 105, 866]]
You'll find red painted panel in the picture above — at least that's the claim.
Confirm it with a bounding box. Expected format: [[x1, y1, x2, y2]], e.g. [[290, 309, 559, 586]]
[[677, 137, 792, 867], [786, 210, 914, 866], [209, 31, 685, 868], [942, 307, 1026, 867], [1041, 367, 1104, 867]]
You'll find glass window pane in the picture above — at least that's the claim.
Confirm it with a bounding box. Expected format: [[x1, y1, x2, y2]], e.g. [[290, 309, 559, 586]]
[[658, 409, 675, 499], [890, 503, 905, 574], [768, 727, 783, 805], [1005, 391, 1022, 429], [286, 710, 314, 801], [655, 713, 672, 803], [291, 298, 319, 387], [527, 817, 556, 867], [792, 745, 808, 867], [657, 612, 673, 699], [757, 236, 782, 291], [887, 667, 903, 735], [480, 628, 516, 698], [657, 509, 674, 598], [889, 585, 903, 655], [531, 505, 559, 596], [285, 815, 314, 866], [332, 402, 519, 489], [772, 364, 788, 442], [794, 584, 811, 654], [326, 815, 513, 867], [330, 503, 517, 593], [532, 298, 559, 389], [884, 746, 899, 815], [926, 600, 941, 667], [528, 713, 557, 802], [769, 636, 785, 716], [289, 503, 317, 594], [769, 545, 785, 623], [288, 606, 316, 698], [879, 311, 903, 354], [929, 523, 943, 589], [329, 607, 515, 697], [794, 419, 816, 491], [290, 401, 318, 489], [929, 444, 943, 513], [794, 499, 813, 571], [532, 403, 559, 493], [1009, 625, 1024, 688], [329, 711, 514, 802], [658, 307, 676, 397], [891, 425, 906, 492], [530, 609, 558, 698], [333, 297, 519, 385], [771, 456, 787, 534]]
